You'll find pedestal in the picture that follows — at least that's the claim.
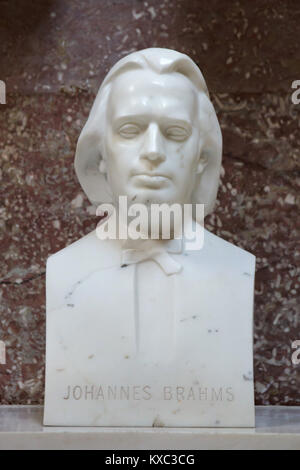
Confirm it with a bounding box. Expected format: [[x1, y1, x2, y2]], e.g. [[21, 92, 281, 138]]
[[0, 406, 299, 450]]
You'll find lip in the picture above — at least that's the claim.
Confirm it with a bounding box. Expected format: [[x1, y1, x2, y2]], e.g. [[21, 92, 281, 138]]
[[133, 173, 171, 188], [133, 172, 171, 180]]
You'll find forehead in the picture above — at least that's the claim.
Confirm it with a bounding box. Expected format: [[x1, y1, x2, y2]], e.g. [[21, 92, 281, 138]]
[[108, 69, 197, 123]]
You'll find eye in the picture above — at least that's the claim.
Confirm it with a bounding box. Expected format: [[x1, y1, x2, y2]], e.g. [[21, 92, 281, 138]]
[[165, 126, 190, 142], [118, 123, 141, 139]]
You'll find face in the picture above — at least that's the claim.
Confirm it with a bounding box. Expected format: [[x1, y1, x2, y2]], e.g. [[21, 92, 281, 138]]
[[102, 69, 203, 208]]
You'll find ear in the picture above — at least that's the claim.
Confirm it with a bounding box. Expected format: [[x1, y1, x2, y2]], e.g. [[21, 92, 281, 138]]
[[196, 151, 208, 175], [99, 159, 107, 175]]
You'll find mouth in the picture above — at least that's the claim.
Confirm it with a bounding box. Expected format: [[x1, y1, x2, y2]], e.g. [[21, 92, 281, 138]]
[[132, 173, 171, 188], [133, 171, 171, 179]]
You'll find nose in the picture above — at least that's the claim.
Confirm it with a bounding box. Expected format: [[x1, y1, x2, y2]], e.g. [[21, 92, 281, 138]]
[[140, 123, 165, 165]]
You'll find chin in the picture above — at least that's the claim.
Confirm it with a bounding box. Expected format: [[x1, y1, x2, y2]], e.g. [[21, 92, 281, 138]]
[[128, 189, 179, 206]]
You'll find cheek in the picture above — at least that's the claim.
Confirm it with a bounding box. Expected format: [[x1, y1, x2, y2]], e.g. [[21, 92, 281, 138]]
[[175, 138, 199, 170], [107, 131, 141, 163], [105, 143, 135, 189]]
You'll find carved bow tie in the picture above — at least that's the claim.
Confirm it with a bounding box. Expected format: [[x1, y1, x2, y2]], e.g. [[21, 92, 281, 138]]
[[121, 238, 183, 275]]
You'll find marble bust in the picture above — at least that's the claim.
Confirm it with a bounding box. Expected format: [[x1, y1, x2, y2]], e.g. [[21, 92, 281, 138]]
[[44, 48, 255, 427]]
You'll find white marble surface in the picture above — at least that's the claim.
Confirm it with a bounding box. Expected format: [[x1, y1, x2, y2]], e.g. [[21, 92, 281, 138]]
[[0, 406, 300, 449], [44, 229, 255, 427], [44, 48, 255, 427]]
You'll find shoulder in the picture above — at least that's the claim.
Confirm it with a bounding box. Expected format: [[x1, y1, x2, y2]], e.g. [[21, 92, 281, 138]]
[[47, 230, 120, 270], [185, 227, 255, 275], [205, 228, 255, 263], [46, 231, 120, 312]]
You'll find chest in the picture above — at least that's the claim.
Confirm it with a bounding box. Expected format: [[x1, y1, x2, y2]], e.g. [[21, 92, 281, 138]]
[[44, 255, 255, 426]]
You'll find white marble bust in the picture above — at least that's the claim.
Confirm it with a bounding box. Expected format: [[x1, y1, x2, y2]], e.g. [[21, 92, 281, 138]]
[[44, 48, 255, 427]]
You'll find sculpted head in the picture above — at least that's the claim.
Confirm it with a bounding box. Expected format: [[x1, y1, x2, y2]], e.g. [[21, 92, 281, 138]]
[[75, 48, 222, 217]]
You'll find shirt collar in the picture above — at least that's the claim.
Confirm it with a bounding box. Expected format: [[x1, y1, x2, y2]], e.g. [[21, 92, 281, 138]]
[[121, 237, 184, 275]]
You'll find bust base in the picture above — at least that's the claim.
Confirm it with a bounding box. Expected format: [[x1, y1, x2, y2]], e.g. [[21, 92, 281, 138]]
[[0, 405, 299, 450]]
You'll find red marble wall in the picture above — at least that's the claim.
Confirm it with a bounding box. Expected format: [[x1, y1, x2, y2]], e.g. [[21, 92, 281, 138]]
[[0, 0, 299, 405]]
